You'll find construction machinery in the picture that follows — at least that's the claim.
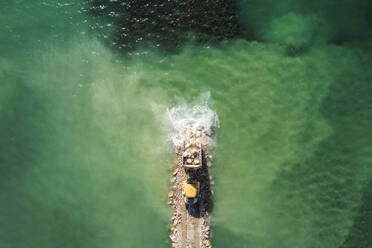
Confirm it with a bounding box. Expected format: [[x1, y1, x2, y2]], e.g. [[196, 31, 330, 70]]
[[182, 142, 203, 170], [182, 178, 200, 206]]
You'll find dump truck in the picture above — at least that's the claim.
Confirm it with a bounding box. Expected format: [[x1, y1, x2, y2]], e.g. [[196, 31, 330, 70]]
[[182, 142, 203, 170], [182, 178, 200, 206]]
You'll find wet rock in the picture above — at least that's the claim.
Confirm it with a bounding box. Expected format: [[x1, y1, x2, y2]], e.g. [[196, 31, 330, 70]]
[[170, 234, 176, 242], [205, 239, 211, 247]]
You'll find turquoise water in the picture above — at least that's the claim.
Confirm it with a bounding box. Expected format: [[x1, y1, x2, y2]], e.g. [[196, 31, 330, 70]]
[[1, 1, 372, 247]]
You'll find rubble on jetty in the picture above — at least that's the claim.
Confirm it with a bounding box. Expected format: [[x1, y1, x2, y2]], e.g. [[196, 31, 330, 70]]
[[168, 126, 213, 248]]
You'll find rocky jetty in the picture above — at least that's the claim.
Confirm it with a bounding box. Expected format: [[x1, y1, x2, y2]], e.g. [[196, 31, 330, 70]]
[[168, 126, 213, 248]]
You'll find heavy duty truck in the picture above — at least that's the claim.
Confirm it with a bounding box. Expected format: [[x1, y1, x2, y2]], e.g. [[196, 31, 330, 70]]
[[181, 141, 203, 207], [182, 178, 200, 206], [182, 142, 203, 170]]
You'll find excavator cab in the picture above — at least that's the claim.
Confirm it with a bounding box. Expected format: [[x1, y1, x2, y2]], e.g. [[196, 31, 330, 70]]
[[182, 178, 200, 207]]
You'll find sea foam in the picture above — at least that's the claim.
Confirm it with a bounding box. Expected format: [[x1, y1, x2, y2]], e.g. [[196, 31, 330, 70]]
[[166, 92, 219, 148]]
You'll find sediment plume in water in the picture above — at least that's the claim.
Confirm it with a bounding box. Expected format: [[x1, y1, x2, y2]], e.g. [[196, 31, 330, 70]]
[[166, 93, 219, 148], [1, 0, 372, 248]]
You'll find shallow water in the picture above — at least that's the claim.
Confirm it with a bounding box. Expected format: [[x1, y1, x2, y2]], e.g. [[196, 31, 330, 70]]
[[1, 1, 372, 248]]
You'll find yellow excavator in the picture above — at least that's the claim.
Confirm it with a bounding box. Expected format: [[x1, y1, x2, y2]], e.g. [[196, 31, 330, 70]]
[[182, 178, 200, 207]]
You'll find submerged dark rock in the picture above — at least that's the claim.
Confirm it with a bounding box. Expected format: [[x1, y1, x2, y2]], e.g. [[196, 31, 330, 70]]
[[90, 0, 242, 51]]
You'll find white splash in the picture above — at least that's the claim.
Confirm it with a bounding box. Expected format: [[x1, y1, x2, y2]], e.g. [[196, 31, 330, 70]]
[[166, 92, 219, 148]]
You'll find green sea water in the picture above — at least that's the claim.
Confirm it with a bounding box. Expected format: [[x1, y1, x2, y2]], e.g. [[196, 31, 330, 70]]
[[1, 1, 372, 248]]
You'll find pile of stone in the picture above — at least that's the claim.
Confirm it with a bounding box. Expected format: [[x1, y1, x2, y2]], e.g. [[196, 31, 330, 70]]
[[201, 216, 212, 248], [183, 146, 201, 166], [168, 157, 182, 248]]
